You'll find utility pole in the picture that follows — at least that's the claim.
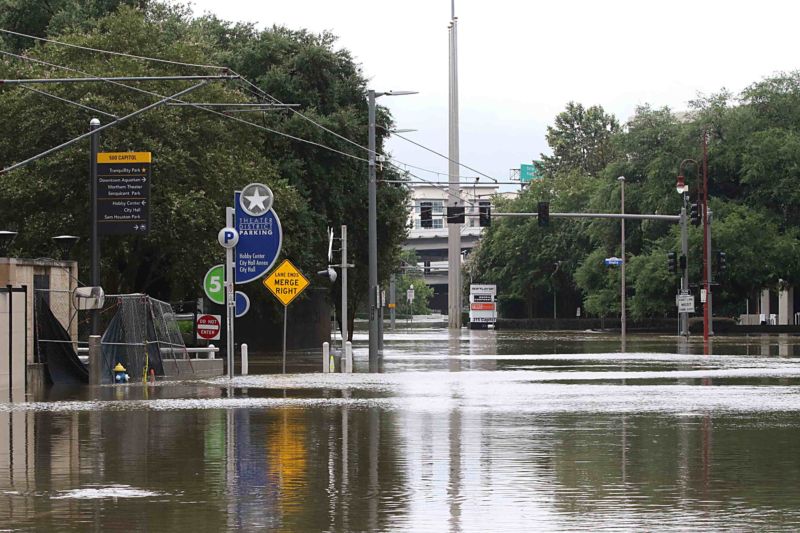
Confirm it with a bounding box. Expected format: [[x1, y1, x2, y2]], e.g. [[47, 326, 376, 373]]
[[367, 89, 379, 370], [89, 118, 100, 336], [702, 132, 712, 341], [447, 5, 462, 330]]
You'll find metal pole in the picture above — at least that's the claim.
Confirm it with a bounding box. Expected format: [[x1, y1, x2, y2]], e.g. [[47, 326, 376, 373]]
[[225, 207, 235, 379], [619, 176, 626, 349], [707, 208, 714, 336], [283, 306, 287, 374], [378, 285, 384, 350], [447, 16, 463, 330], [703, 139, 710, 336], [341, 225, 348, 356], [680, 201, 690, 336], [89, 118, 100, 336], [390, 274, 396, 330], [367, 90, 379, 370]]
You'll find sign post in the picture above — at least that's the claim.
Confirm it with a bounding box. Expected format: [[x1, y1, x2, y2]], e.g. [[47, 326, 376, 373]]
[[218, 223, 239, 379], [263, 259, 310, 373]]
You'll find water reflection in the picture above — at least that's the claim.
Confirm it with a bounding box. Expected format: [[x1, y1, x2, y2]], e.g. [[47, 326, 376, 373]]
[[0, 330, 799, 529]]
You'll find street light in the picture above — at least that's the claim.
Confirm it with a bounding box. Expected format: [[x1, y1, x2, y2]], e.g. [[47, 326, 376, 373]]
[[367, 88, 417, 371], [52, 235, 80, 260]]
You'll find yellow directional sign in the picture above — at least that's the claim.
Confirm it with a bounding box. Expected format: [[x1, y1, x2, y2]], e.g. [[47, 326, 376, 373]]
[[263, 259, 310, 306]]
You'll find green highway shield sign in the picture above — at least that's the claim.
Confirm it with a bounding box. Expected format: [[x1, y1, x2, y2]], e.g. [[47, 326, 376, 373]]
[[203, 264, 225, 305]]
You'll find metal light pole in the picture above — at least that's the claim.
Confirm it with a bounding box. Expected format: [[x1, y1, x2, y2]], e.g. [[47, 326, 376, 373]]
[[89, 118, 100, 336], [447, 9, 462, 330], [618, 176, 626, 349], [367, 89, 416, 371], [677, 161, 697, 337]]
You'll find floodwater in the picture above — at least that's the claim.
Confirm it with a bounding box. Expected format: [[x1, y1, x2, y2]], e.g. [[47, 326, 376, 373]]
[[3, 329, 800, 531]]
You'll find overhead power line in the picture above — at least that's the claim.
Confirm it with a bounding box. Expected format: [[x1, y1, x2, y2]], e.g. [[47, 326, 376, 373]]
[[20, 85, 118, 119], [0, 28, 226, 70], [1, 27, 505, 184]]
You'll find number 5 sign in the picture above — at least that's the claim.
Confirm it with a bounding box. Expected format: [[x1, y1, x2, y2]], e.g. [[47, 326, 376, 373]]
[[204, 264, 225, 305]]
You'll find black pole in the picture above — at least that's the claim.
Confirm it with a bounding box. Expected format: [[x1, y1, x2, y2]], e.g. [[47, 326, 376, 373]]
[[89, 118, 100, 335]]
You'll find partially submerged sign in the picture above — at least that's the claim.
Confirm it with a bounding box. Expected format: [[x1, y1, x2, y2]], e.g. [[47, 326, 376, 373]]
[[263, 259, 309, 306], [96, 152, 151, 235], [469, 284, 497, 326]]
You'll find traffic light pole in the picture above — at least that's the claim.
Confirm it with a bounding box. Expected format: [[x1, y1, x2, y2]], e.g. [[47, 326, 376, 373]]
[[680, 203, 689, 336]]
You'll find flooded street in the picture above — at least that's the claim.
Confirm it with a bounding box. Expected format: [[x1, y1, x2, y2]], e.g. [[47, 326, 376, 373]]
[[3, 328, 800, 531]]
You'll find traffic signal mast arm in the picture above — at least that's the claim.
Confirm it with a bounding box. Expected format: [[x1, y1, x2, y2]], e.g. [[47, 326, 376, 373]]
[[492, 212, 681, 222]]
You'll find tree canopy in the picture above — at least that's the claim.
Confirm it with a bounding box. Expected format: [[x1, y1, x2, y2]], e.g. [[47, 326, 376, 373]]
[[0, 1, 408, 335], [473, 73, 800, 320]]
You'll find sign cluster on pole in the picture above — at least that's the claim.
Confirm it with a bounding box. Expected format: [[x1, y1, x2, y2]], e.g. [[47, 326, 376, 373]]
[[96, 152, 151, 234]]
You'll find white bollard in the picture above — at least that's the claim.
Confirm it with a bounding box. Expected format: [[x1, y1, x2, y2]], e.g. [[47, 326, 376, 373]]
[[345, 341, 353, 373], [322, 342, 330, 373], [241, 343, 248, 375], [208, 343, 216, 359]]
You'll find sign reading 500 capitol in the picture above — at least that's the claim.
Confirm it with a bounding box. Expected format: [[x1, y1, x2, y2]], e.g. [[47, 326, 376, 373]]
[[234, 183, 282, 284]]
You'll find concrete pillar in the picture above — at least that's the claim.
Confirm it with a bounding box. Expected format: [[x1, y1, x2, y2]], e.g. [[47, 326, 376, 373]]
[[88, 335, 102, 385], [779, 287, 794, 325], [760, 289, 771, 323]]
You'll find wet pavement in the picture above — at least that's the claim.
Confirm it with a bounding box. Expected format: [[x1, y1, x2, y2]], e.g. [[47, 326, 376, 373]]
[[2, 328, 800, 531]]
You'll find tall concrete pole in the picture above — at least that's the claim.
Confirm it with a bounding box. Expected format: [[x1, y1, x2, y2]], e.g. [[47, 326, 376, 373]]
[[367, 90, 379, 370], [89, 118, 100, 336], [447, 13, 462, 329]]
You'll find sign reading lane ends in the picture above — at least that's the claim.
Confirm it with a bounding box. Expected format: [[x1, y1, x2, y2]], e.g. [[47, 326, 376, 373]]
[[263, 259, 309, 306], [96, 152, 151, 235]]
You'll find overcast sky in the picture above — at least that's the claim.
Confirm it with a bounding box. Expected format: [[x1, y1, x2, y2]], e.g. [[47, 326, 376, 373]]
[[189, 0, 800, 185]]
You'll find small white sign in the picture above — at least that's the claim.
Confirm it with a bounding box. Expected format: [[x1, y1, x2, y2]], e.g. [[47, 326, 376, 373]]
[[406, 289, 415, 303], [700, 288, 707, 303], [677, 295, 695, 313]]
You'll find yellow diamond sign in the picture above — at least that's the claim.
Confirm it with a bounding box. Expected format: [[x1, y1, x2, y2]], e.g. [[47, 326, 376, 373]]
[[263, 259, 310, 306]]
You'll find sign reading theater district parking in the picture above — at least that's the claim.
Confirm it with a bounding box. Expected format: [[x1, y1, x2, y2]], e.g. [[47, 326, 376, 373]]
[[263, 259, 309, 306], [234, 189, 282, 284], [96, 152, 151, 235]]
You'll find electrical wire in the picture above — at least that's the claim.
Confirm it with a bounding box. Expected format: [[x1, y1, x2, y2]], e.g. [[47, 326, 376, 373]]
[[0, 49, 370, 170], [1, 28, 505, 184], [0, 28, 226, 71], [20, 85, 118, 119]]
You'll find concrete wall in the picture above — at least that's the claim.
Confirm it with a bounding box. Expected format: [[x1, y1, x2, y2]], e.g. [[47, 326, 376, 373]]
[[0, 258, 78, 366]]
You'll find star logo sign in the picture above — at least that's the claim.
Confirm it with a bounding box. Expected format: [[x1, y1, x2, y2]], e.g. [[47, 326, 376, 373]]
[[240, 183, 273, 216]]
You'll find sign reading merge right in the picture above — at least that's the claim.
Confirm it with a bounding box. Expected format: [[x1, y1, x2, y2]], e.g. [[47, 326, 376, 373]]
[[469, 284, 497, 329]]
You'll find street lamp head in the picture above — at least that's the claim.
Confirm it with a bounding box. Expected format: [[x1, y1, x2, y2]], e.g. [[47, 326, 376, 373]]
[[617, 176, 625, 182], [384, 90, 418, 96], [52, 235, 80, 260], [675, 174, 689, 194]]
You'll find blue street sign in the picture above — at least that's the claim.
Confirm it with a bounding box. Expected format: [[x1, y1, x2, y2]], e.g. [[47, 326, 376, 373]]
[[604, 257, 623, 266], [235, 291, 250, 318], [234, 190, 282, 284]]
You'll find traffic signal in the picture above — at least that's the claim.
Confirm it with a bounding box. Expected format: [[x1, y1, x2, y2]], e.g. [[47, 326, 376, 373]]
[[538, 201, 549, 227], [717, 251, 727, 274], [690, 203, 701, 226], [479, 202, 491, 227], [667, 252, 677, 274], [447, 205, 465, 224], [420, 201, 433, 228], [679, 254, 687, 271]]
